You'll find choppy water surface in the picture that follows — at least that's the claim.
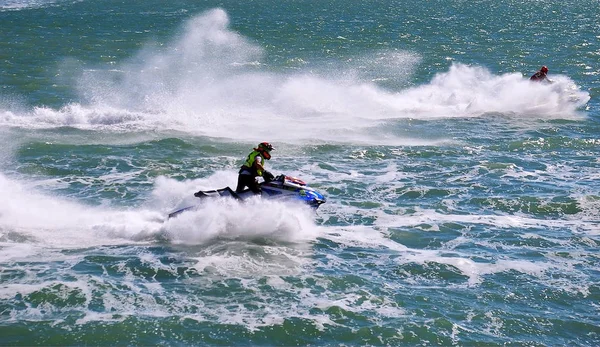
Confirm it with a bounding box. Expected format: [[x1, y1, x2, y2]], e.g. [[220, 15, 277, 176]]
[[0, 0, 598, 345]]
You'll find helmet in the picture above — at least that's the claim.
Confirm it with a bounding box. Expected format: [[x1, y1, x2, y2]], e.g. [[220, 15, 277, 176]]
[[257, 142, 273, 160], [540, 66, 548, 73], [258, 142, 274, 151]]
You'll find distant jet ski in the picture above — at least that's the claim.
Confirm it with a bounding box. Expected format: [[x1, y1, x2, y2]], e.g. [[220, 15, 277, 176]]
[[168, 174, 326, 219]]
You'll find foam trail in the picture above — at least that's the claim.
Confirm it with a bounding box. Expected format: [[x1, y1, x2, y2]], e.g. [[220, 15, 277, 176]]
[[0, 0, 64, 11], [152, 172, 323, 245], [164, 198, 320, 243], [0, 169, 323, 249], [0, 173, 164, 247], [373, 64, 590, 119], [0, 10, 590, 146]]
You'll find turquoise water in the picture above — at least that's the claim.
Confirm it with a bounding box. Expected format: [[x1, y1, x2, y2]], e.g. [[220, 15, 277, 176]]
[[1, 0, 598, 345]]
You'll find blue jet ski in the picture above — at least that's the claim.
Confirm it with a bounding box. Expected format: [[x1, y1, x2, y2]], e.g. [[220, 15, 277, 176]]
[[168, 174, 326, 218]]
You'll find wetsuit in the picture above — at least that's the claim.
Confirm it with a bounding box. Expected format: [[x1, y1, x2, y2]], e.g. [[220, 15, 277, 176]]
[[530, 71, 548, 82]]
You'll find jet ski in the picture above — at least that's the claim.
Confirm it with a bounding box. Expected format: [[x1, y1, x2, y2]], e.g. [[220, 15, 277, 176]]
[[168, 174, 326, 218]]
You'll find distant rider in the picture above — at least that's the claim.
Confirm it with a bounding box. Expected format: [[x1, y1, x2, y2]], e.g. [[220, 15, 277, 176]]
[[235, 142, 274, 194], [530, 66, 550, 82]]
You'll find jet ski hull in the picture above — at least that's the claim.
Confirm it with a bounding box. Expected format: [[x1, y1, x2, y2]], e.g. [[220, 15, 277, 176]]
[[168, 174, 326, 218]]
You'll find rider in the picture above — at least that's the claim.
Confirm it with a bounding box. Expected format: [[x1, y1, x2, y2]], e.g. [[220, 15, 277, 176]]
[[530, 66, 550, 82], [235, 142, 274, 194]]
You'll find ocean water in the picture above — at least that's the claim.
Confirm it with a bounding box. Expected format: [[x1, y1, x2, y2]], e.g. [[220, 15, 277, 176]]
[[0, 0, 598, 345]]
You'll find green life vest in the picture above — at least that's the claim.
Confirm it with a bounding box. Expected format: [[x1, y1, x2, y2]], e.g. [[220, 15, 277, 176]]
[[241, 150, 265, 176]]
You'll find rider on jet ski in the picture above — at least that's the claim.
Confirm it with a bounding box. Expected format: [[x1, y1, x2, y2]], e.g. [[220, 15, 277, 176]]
[[530, 65, 550, 83], [176, 142, 324, 218], [235, 142, 275, 195]]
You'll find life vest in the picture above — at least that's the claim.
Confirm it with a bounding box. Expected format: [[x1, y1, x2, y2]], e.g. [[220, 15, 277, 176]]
[[240, 150, 265, 176]]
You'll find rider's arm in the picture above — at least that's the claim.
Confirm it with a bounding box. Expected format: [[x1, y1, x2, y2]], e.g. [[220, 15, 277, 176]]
[[253, 156, 264, 171]]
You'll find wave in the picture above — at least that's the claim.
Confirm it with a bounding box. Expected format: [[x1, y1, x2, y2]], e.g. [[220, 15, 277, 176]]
[[0, 0, 79, 11]]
